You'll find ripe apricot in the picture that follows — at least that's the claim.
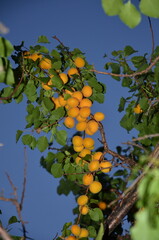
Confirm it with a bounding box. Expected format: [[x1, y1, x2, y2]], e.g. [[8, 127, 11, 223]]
[[89, 181, 102, 194], [74, 57, 85, 68], [67, 97, 79, 108], [79, 228, 89, 238], [79, 205, 89, 215], [79, 148, 91, 158], [51, 97, 61, 109], [76, 115, 87, 122], [68, 68, 79, 77], [100, 161, 112, 173], [82, 85, 93, 97], [94, 112, 105, 121], [71, 225, 81, 236], [72, 91, 83, 101], [134, 104, 143, 114], [92, 152, 103, 161], [98, 201, 107, 210], [67, 107, 79, 118], [77, 195, 88, 206], [73, 145, 84, 153], [39, 58, 52, 69], [59, 73, 68, 84], [64, 117, 75, 128], [87, 120, 98, 133], [79, 98, 92, 108], [72, 136, 83, 147], [23, 52, 42, 61], [58, 95, 67, 107], [76, 121, 87, 131], [85, 126, 94, 136], [79, 107, 91, 118], [83, 137, 94, 149], [88, 160, 100, 172], [82, 173, 94, 186]]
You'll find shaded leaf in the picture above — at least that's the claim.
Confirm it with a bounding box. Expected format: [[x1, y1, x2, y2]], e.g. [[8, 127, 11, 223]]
[[55, 130, 67, 146], [16, 130, 23, 143], [0, 37, 14, 57], [37, 136, 48, 152], [51, 163, 63, 178]]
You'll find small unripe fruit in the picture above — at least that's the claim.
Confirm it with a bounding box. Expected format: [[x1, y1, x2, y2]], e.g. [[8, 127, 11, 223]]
[[98, 201, 107, 210], [77, 195, 88, 206]]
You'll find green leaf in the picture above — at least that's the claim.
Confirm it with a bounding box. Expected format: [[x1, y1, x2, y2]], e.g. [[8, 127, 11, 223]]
[[43, 97, 54, 111], [51, 49, 61, 59], [118, 97, 126, 112], [87, 226, 97, 238], [140, 0, 159, 18], [37, 35, 50, 43], [95, 223, 104, 240], [91, 92, 105, 103], [50, 107, 65, 122], [37, 136, 48, 152], [120, 113, 135, 131], [87, 78, 103, 92], [0, 58, 15, 85], [0, 37, 14, 57], [51, 163, 63, 178], [139, 97, 149, 111], [119, 1, 141, 28], [22, 134, 33, 145], [8, 216, 19, 225], [51, 75, 63, 90], [55, 130, 67, 146], [124, 45, 137, 56], [101, 0, 123, 16], [122, 77, 132, 87], [16, 130, 23, 143], [89, 208, 103, 221]]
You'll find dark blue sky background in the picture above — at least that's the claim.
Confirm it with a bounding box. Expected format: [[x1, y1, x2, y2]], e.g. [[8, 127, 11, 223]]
[[1, 1, 159, 239]]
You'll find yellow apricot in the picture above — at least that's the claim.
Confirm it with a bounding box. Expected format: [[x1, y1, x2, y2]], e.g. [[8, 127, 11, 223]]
[[67, 107, 80, 118], [76, 115, 87, 122], [85, 126, 94, 136], [98, 201, 107, 210], [134, 104, 143, 114], [59, 73, 68, 84], [51, 97, 61, 109], [71, 225, 81, 236], [89, 181, 102, 194], [79, 149, 91, 158], [72, 136, 83, 147], [79, 205, 89, 215], [87, 120, 98, 133], [58, 95, 67, 106], [64, 117, 75, 128], [68, 67, 79, 77], [79, 107, 91, 118], [100, 161, 112, 173], [39, 58, 52, 69], [92, 152, 103, 161], [83, 137, 94, 149], [65, 88, 75, 95], [94, 112, 105, 121], [74, 57, 85, 68], [73, 145, 84, 153], [82, 173, 94, 186], [82, 85, 93, 97], [79, 98, 92, 108], [79, 228, 89, 238], [72, 91, 83, 101], [77, 195, 88, 206], [67, 97, 79, 108], [88, 160, 100, 172], [76, 121, 87, 131]]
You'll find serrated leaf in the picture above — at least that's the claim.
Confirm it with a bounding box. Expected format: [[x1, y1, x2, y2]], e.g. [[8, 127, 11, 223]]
[[51, 163, 63, 178], [55, 130, 67, 146], [51, 75, 63, 90], [124, 45, 137, 56], [140, 0, 159, 18], [119, 1, 141, 28], [37, 35, 50, 43], [43, 97, 54, 111], [50, 107, 65, 122], [89, 208, 103, 221], [16, 130, 23, 143], [37, 136, 48, 152], [101, 0, 123, 16], [120, 113, 135, 131], [22, 134, 33, 145], [0, 37, 14, 57]]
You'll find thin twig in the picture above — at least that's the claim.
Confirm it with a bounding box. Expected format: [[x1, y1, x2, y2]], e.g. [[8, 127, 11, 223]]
[[122, 141, 148, 153], [132, 133, 159, 142], [148, 17, 155, 58], [91, 54, 159, 78], [0, 226, 13, 240], [20, 147, 27, 210]]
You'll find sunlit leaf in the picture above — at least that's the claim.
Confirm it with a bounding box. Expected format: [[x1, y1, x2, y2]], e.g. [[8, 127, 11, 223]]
[[0, 37, 14, 57], [37, 136, 48, 152], [119, 1, 141, 28], [101, 0, 123, 16], [140, 0, 159, 18], [51, 163, 63, 178], [37, 35, 50, 43]]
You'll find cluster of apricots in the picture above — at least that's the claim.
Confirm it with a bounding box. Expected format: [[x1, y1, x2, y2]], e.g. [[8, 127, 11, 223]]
[[23, 52, 112, 239]]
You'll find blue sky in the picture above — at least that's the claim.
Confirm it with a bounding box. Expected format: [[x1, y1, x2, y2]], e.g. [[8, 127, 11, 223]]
[[1, 1, 159, 239]]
